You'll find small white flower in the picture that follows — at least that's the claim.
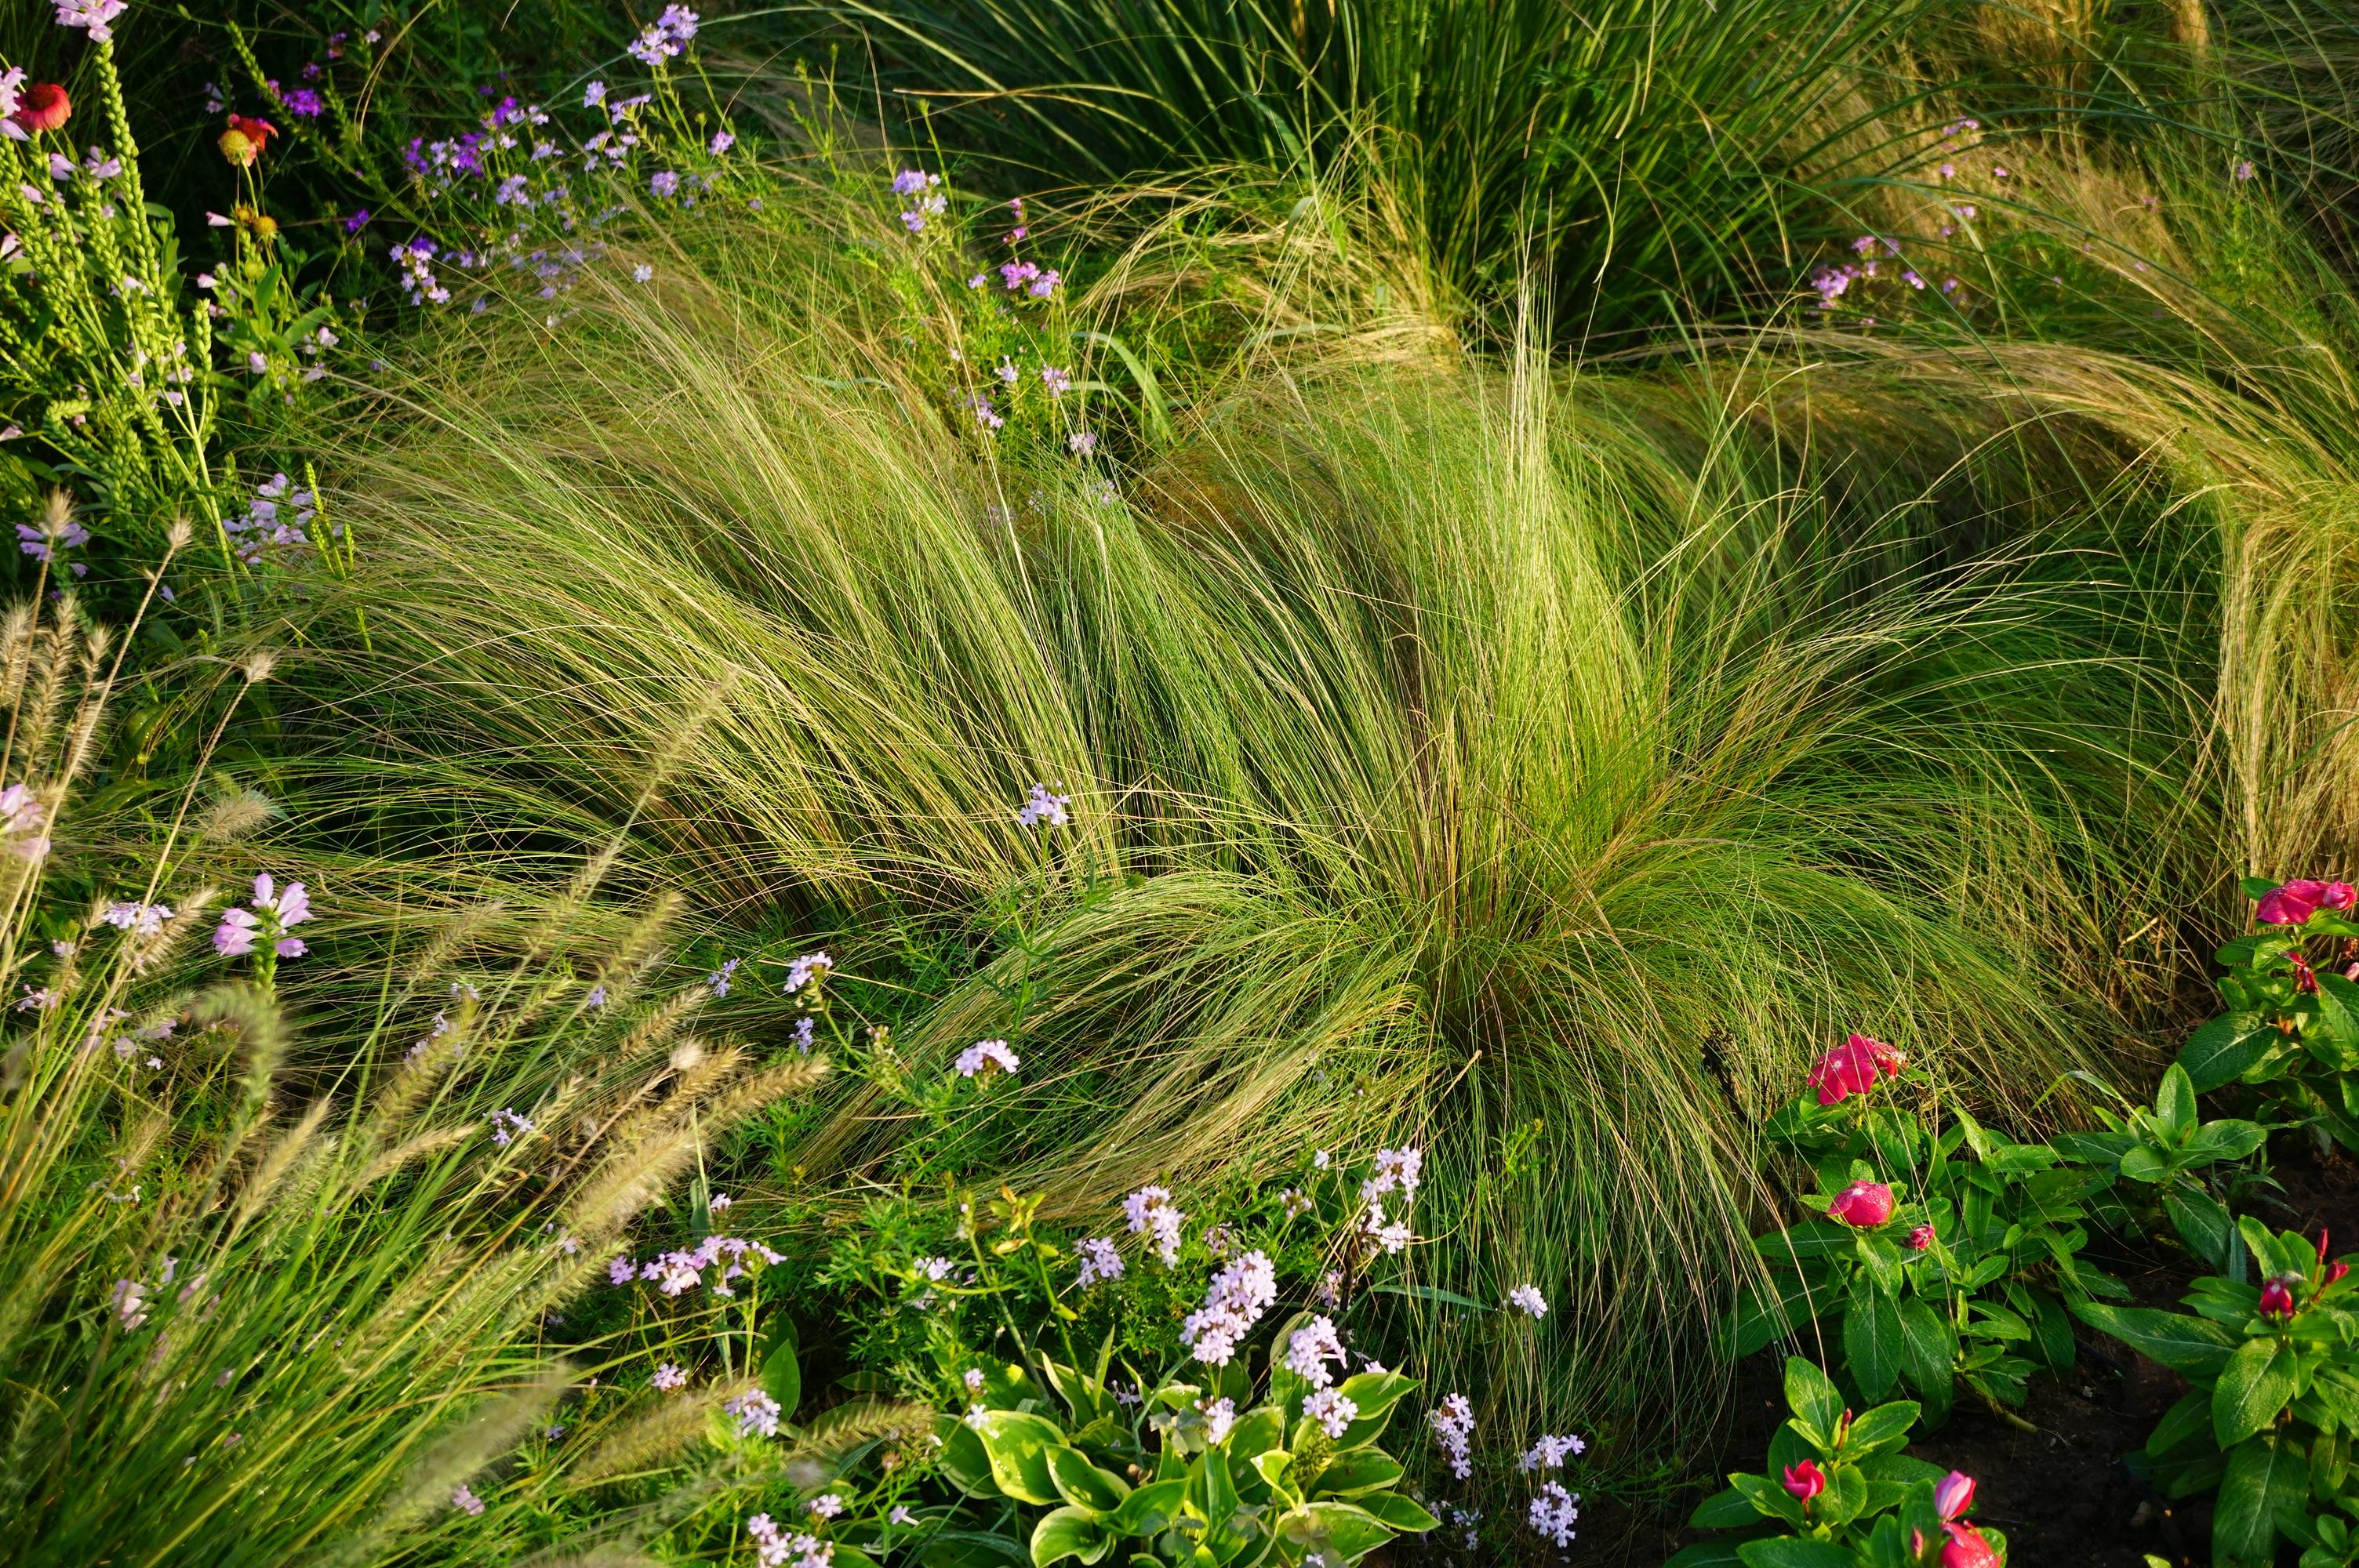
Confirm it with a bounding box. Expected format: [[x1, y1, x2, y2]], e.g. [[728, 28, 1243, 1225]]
[[1507, 1283, 1547, 1319]]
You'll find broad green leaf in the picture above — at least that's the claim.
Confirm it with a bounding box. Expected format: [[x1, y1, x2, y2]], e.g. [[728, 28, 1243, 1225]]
[[2073, 1303, 2236, 1377], [1355, 1491, 1440, 1532], [2215, 1338, 2299, 1447], [2157, 1065, 2197, 1138], [1030, 1506, 1115, 1567], [1687, 1486, 1763, 1528], [1110, 1479, 1187, 1535], [2146, 1390, 2215, 1458], [937, 1421, 1001, 1498], [1048, 1445, 1130, 1512], [1311, 1448, 1402, 1497], [1757, 1221, 1862, 1263], [2214, 1436, 2307, 1565], [1226, 1406, 1285, 1460], [974, 1412, 1067, 1505], [760, 1316, 801, 1420], [2117, 1145, 2171, 1183], [1895, 1296, 1955, 1411], [2183, 1120, 2268, 1164], [1842, 1400, 1920, 1456], [1783, 1356, 1845, 1440], [1281, 1501, 1395, 1562], [2164, 1191, 2234, 1269], [1844, 1275, 1903, 1401], [1249, 1448, 1296, 1506], [2179, 1016, 2271, 1094], [1736, 1538, 1858, 1568], [1663, 1544, 1750, 1568], [1728, 1274, 1832, 1356], [1332, 1371, 1417, 1426]]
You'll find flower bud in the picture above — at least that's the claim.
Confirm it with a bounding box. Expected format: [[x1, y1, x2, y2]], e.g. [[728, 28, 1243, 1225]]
[[2259, 1274, 2299, 1319], [1934, 1471, 1976, 1521], [2328, 883, 2357, 912], [1907, 1224, 1935, 1250], [1826, 1180, 1895, 1229], [1781, 1459, 1825, 1504]]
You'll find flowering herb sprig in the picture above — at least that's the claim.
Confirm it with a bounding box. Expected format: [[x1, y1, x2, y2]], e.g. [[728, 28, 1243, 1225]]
[[212, 872, 311, 986]]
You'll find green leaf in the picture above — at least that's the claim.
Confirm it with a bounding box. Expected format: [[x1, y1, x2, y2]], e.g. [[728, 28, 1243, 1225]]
[[1369, 1280, 1488, 1312], [1356, 1491, 1440, 1532], [760, 1316, 801, 1420], [2183, 1121, 2269, 1165], [919, 1531, 1032, 1568], [2147, 1391, 2215, 1458], [1109, 1479, 1187, 1535], [973, 1412, 1067, 1505], [1757, 1221, 1862, 1263], [2180, 1016, 2271, 1094], [2073, 1302, 2237, 1377], [1688, 1486, 1765, 1528], [2215, 1436, 2308, 1566], [1896, 1297, 1955, 1410], [1736, 1538, 1859, 1568], [1784, 1356, 1845, 1440], [1031, 1506, 1116, 1566], [1843, 1400, 1921, 1456], [2164, 1191, 2235, 1269], [1663, 1544, 1750, 1568], [937, 1421, 1001, 1498], [1048, 1445, 1130, 1512], [2157, 1065, 2198, 1138], [1226, 1406, 1285, 1460], [2215, 1338, 2300, 1447], [1311, 1448, 1403, 1497], [1332, 1371, 1418, 1427], [1728, 1274, 1833, 1356], [1285, 1501, 1397, 1563], [1845, 1275, 1903, 1401]]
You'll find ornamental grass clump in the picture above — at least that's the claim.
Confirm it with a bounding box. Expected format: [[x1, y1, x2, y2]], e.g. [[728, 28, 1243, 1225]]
[[0, 572, 839, 1563], [289, 158, 2239, 1457]]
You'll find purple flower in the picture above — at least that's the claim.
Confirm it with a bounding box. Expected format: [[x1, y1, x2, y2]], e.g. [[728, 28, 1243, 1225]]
[[2234, 159, 2255, 181], [710, 129, 734, 154], [1040, 365, 1071, 397], [283, 88, 323, 118], [584, 81, 606, 108], [650, 169, 678, 198], [1068, 430, 1098, 456], [53, 0, 128, 44], [213, 873, 312, 960], [344, 208, 371, 233]]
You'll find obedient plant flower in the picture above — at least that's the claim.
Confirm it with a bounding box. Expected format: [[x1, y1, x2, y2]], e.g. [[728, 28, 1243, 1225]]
[[1781, 1457, 1826, 1504], [1827, 1180, 1896, 1228], [1507, 1283, 1547, 1317], [53, 0, 127, 43], [0, 783, 49, 859], [214, 873, 311, 960], [2259, 1273, 2299, 1319], [1935, 1471, 1976, 1520], [11, 82, 70, 135], [1940, 1521, 2000, 1568]]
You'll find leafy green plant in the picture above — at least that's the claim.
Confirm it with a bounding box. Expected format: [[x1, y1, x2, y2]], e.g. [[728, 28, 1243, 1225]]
[[2175, 877, 2359, 1155], [2077, 1218, 2359, 1567], [2052, 1062, 2272, 1275], [1667, 1356, 2005, 1568], [1733, 1043, 2120, 1421]]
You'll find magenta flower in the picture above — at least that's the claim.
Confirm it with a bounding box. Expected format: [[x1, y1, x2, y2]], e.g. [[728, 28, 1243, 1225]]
[[2259, 1274, 2298, 1319], [1941, 1523, 1999, 1568], [1907, 1223, 1935, 1250], [1807, 1033, 1903, 1105], [1934, 1471, 1976, 1521], [1827, 1180, 1895, 1228], [1782, 1458, 1825, 1504], [2257, 877, 2352, 925]]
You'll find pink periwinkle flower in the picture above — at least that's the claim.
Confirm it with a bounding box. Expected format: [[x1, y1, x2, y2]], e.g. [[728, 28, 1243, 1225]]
[[1827, 1180, 1896, 1229], [1941, 1522, 2000, 1568], [2260, 1274, 2299, 1319], [1782, 1458, 1825, 1504], [1935, 1471, 1976, 1521]]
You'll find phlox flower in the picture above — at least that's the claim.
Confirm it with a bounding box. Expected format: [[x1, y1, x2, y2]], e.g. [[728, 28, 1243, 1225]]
[[1122, 1185, 1184, 1265], [1362, 1200, 1411, 1254], [1069, 430, 1098, 456], [452, 1483, 486, 1515], [1040, 365, 1071, 397], [1075, 1236, 1123, 1287], [1303, 1387, 1358, 1438], [1507, 1283, 1547, 1318], [103, 901, 173, 937], [807, 1494, 845, 1519], [782, 951, 833, 994], [1180, 1250, 1277, 1366], [1284, 1315, 1347, 1388], [1016, 782, 1069, 826], [1520, 1432, 1586, 1471], [707, 956, 739, 996], [1429, 1392, 1475, 1478], [486, 1107, 535, 1148], [954, 1037, 1019, 1080], [1528, 1480, 1579, 1548], [1363, 1145, 1423, 1199], [725, 1388, 782, 1438]]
